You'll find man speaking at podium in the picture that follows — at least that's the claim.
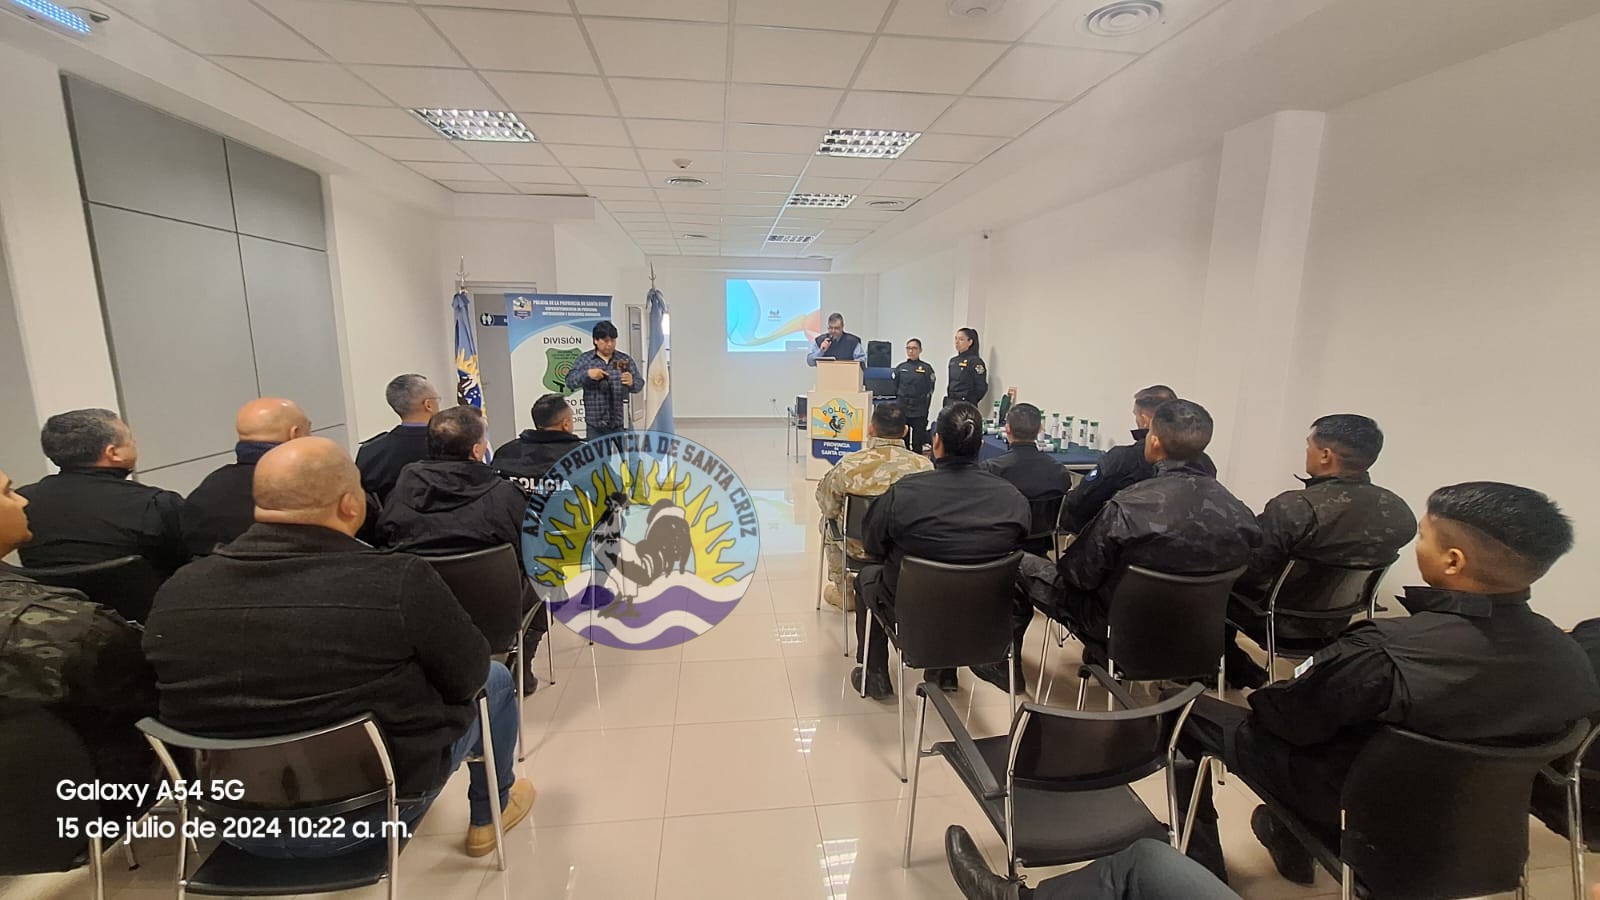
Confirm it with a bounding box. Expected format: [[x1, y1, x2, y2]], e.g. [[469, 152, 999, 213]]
[[806, 312, 866, 366]]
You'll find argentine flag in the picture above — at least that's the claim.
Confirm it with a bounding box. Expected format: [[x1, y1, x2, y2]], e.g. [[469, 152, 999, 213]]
[[453, 291, 492, 460], [645, 287, 675, 433]]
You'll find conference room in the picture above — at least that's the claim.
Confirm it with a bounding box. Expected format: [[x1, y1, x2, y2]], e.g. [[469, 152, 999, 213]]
[[1, 1, 1597, 899]]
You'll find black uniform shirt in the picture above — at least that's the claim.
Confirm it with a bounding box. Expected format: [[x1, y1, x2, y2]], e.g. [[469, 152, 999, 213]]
[[944, 350, 988, 406], [493, 430, 585, 493], [862, 457, 1030, 601], [355, 423, 431, 504], [892, 359, 937, 418], [979, 443, 1071, 556], [186, 441, 279, 547], [1063, 428, 1217, 533], [17, 467, 211, 575]]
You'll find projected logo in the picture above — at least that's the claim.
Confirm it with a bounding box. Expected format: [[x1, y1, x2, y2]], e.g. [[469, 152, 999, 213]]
[[725, 279, 822, 352], [522, 432, 760, 650]]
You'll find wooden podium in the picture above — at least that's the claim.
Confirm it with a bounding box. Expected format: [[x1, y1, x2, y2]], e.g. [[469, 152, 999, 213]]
[[806, 360, 871, 481]]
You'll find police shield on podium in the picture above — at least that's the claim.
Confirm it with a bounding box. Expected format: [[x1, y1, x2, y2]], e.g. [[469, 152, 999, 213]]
[[806, 360, 870, 480]]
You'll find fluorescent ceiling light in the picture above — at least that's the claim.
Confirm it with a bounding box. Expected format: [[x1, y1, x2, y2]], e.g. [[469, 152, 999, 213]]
[[788, 193, 855, 209], [817, 129, 921, 159], [410, 109, 534, 143], [767, 234, 816, 244], [3, 0, 94, 36]]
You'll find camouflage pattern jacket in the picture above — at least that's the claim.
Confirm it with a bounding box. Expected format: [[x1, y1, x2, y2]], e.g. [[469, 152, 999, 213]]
[[0, 568, 154, 709], [816, 438, 933, 557]]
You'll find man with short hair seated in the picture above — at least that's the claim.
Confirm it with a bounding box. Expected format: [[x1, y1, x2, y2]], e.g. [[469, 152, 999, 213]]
[[814, 401, 932, 609], [142, 437, 534, 859], [492, 393, 584, 494], [1062, 385, 1216, 534], [979, 402, 1071, 556], [187, 398, 313, 546], [1177, 482, 1600, 885], [852, 402, 1030, 699], [356, 374, 441, 504], [1225, 414, 1417, 688]]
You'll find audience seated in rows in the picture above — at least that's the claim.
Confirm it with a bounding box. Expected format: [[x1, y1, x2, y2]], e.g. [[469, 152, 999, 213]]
[[187, 398, 312, 546], [978, 402, 1072, 556], [1176, 481, 1600, 884], [814, 401, 932, 610], [493, 393, 585, 493], [1225, 414, 1417, 688], [141, 436, 534, 859], [946, 826, 1239, 900], [0, 466, 158, 820], [1063, 385, 1216, 534], [853, 401, 1029, 699], [356, 374, 441, 504], [19, 409, 211, 575]]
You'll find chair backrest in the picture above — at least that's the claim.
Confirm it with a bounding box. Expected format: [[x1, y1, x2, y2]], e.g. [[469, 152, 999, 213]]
[[1342, 721, 1589, 899], [0, 705, 101, 875], [894, 552, 1023, 670], [1008, 683, 1205, 791], [421, 544, 523, 654], [1106, 565, 1245, 681], [843, 493, 877, 543], [1268, 558, 1388, 618], [1025, 494, 1065, 542], [22, 555, 164, 623], [137, 714, 395, 818]]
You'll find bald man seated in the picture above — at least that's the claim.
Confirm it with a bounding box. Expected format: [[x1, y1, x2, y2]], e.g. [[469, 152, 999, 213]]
[[186, 397, 312, 545], [143, 437, 535, 859]]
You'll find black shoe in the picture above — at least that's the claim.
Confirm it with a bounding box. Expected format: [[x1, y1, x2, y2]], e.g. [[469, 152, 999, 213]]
[[944, 826, 1021, 900], [928, 667, 960, 693], [970, 659, 1024, 695], [851, 666, 894, 701], [519, 674, 540, 697], [1251, 805, 1316, 885]]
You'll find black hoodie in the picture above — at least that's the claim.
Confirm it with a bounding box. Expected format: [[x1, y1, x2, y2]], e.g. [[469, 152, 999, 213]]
[[492, 429, 584, 491], [375, 459, 529, 567]]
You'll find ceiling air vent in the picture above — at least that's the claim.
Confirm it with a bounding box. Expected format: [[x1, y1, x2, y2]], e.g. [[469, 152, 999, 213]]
[[767, 235, 816, 244], [1082, 0, 1165, 38], [664, 176, 707, 187]]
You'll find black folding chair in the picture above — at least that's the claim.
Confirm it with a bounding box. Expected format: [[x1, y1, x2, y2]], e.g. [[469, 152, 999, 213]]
[[1539, 719, 1600, 899], [860, 552, 1024, 781], [21, 554, 164, 623], [1023, 493, 1064, 558], [1196, 720, 1590, 900], [907, 669, 1205, 876], [423, 544, 543, 762], [1228, 559, 1388, 681], [816, 492, 877, 657]]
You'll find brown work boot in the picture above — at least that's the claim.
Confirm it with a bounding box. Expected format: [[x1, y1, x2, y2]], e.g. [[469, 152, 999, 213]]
[[822, 582, 846, 609], [465, 778, 536, 857]]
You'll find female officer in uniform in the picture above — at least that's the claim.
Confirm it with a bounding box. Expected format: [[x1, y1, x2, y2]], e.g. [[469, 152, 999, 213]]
[[944, 327, 988, 407]]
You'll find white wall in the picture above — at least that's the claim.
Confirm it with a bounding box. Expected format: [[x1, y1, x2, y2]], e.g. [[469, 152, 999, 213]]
[[878, 250, 956, 364]]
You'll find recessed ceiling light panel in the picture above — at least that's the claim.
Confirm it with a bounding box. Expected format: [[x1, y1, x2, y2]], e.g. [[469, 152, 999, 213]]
[[788, 193, 855, 209], [1082, 0, 1165, 38], [767, 234, 816, 244], [3, 0, 95, 36], [411, 108, 534, 142], [817, 129, 922, 159], [664, 175, 707, 187]]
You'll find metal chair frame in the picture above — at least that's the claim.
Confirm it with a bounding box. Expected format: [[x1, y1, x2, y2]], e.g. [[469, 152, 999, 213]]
[[1230, 559, 1389, 681], [815, 492, 876, 657], [1540, 720, 1600, 900]]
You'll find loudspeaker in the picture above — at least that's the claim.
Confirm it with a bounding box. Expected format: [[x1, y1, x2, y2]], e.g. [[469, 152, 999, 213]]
[[866, 340, 892, 368]]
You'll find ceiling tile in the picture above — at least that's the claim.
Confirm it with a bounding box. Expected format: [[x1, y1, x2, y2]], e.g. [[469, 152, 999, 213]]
[[731, 27, 871, 89], [854, 37, 1007, 94], [215, 58, 389, 105], [424, 0, 568, 10], [482, 71, 614, 115], [724, 173, 798, 192], [1027, 0, 1229, 54], [898, 132, 1006, 163], [930, 97, 1058, 136], [585, 20, 728, 82], [545, 144, 641, 169], [971, 45, 1131, 101], [727, 123, 820, 155], [734, 0, 890, 32], [568, 168, 650, 187], [801, 155, 890, 179], [831, 90, 955, 132], [111, 0, 321, 59], [298, 103, 437, 138], [517, 183, 587, 194], [626, 119, 723, 150], [424, 9, 598, 74], [350, 66, 501, 109], [794, 176, 873, 194], [636, 149, 723, 172], [520, 114, 631, 145], [726, 153, 808, 176], [883, 0, 1055, 41], [727, 84, 841, 127], [587, 186, 661, 201], [459, 141, 559, 165], [438, 180, 519, 193], [659, 202, 723, 214], [407, 161, 497, 180], [648, 172, 723, 190], [362, 136, 471, 162], [722, 190, 791, 205], [573, 0, 727, 22], [606, 201, 665, 213], [256, 0, 465, 67], [882, 159, 969, 182], [608, 78, 726, 121], [485, 163, 577, 182]]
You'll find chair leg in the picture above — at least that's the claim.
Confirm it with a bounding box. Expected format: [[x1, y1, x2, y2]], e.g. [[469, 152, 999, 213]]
[[842, 569, 852, 658], [1216, 654, 1226, 702], [1517, 861, 1529, 900], [859, 614, 872, 698], [1004, 794, 1018, 882], [1008, 647, 1018, 717], [122, 836, 139, 870], [1571, 769, 1586, 900], [478, 696, 507, 871], [1035, 622, 1051, 699], [1075, 670, 1088, 711], [815, 541, 825, 610], [897, 664, 907, 783], [546, 601, 556, 686], [1180, 757, 1211, 853], [89, 834, 105, 900], [1341, 863, 1354, 900], [902, 692, 929, 868], [386, 795, 401, 900]]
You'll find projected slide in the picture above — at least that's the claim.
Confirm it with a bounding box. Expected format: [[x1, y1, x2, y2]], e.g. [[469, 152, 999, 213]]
[[726, 279, 822, 352]]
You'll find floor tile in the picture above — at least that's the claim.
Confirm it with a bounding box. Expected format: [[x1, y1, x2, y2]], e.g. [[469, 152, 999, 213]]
[[521, 726, 674, 827], [802, 714, 965, 805], [785, 653, 897, 719], [665, 719, 815, 816], [655, 808, 833, 900], [680, 613, 788, 661], [475, 818, 662, 900], [815, 795, 1011, 900], [547, 662, 681, 732], [674, 658, 797, 724]]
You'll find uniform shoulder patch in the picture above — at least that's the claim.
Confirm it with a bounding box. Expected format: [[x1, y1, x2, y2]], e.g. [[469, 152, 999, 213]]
[[1084, 467, 1100, 481], [975, 364, 986, 374]]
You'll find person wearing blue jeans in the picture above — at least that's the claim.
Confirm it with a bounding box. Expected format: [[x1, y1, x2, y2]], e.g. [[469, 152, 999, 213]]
[[945, 827, 1239, 900]]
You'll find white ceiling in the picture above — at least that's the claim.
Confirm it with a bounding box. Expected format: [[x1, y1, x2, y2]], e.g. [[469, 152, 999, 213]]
[[99, 0, 1231, 259]]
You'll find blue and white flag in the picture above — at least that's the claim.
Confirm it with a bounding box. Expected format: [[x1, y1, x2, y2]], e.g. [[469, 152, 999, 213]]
[[453, 291, 491, 460], [645, 287, 675, 433]]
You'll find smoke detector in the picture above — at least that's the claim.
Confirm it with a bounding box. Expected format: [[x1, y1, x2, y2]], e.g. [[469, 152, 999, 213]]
[[948, 0, 1005, 17], [1082, 0, 1165, 38]]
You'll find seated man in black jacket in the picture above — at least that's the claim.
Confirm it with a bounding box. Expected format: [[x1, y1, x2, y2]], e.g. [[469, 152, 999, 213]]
[[853, 402, 1030, 699], [1225, 414, 1417, 688], [143, 437, 534, 859], [1062, 385, 1216, 534], [492, 393, 584, 493], [187, 397, 312, 546], [979, 402, 1071, 556], [1178, 482, 1600, 886]]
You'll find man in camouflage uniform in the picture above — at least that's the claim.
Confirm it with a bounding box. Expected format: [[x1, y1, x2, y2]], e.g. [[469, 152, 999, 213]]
[[1225, 414, 1417, 688], [815, 402, 931, 609]]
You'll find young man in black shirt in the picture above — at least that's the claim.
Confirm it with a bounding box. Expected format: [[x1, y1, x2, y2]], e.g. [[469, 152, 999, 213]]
[[979, 403, 1071, 556], [493, 393, 584, 494]]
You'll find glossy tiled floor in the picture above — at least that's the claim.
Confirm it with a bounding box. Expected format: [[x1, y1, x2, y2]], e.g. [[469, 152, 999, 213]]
[[3, 422, 1592, 900]]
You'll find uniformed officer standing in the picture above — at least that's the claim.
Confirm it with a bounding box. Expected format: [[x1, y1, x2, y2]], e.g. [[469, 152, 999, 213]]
[[944, 327, 988, 407], [892, 338, 936, 453]]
